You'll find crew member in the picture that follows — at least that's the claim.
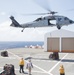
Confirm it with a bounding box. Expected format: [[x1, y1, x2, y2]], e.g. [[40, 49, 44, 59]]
[[59, 65, 65, 75], [26, 59, 33, 75], [19, 58, 25, 73]]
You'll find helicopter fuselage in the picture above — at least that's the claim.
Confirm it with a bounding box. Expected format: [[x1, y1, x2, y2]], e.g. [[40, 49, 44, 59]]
[[10, 15, 74, 31]]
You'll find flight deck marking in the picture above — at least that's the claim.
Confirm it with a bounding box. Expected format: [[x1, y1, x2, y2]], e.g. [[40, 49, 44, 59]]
[[0, 57, 16, 59], [32, 59, 58, 62], [8, 51, 53, 75], [48, 53, 68, 73]]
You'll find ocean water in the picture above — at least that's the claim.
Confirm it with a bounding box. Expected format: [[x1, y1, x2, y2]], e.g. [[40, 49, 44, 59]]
[[0, 41, 44, 50]]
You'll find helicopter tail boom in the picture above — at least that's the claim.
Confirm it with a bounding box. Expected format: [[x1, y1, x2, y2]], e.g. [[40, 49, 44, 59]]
[[10, 16, 22, 28]]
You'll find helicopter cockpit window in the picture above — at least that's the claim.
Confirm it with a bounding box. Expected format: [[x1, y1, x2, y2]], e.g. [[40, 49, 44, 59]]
[[58, 18, 62, 21], [35, 17, 42, 21], [64, 17, 68, 20]]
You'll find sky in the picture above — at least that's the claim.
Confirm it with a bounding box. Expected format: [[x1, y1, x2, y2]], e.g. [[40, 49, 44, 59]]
[[0, 0, 74, 41]]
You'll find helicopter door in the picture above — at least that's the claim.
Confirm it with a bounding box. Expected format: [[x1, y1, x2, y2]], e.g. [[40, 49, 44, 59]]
[[48, 19, 56, 25]]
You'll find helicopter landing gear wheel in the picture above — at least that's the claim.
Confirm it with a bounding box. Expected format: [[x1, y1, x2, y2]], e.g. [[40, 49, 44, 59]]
[[57, 25, 61, 29], [21, 28, 25, 32]]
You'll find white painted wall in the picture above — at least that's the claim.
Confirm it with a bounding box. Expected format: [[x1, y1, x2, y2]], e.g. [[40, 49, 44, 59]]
[[44, 29, 74, 51]]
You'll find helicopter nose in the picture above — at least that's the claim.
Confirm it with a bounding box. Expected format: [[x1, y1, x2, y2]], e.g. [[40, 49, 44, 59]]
[[69, 20, 74, 24]]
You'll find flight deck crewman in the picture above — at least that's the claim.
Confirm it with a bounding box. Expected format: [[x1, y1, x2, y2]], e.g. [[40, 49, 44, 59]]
[[59, 65, 65, 75], [26, 59, 33, 75], [19, 58, 25, 73]]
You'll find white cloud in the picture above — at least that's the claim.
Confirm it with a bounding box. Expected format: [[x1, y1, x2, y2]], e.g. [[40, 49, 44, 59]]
[[0, 12, 6, 16], [0, 21, 45, 41], [0, 20, 74, 41], [0, 20, 11, 27]]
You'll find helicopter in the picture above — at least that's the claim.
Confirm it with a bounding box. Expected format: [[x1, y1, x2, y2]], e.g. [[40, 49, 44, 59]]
[[9, 0, 74, 32], [10, 13, 74, 32]]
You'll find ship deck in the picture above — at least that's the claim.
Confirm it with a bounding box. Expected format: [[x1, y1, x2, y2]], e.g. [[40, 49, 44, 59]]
[[0, 48, 74, 75]]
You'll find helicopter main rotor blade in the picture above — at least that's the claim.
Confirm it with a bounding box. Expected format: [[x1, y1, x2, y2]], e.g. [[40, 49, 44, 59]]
[[21, 0, 58, 16], [33, 0, 51, 12], [21, 11, 58, 16], [21, 13, 51, 16], [32, 0, 58, 15]]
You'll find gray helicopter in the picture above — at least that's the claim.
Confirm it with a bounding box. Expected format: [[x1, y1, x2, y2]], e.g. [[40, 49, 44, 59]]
[[10, 12, 74, 32], [9, 0, 74, 32]]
